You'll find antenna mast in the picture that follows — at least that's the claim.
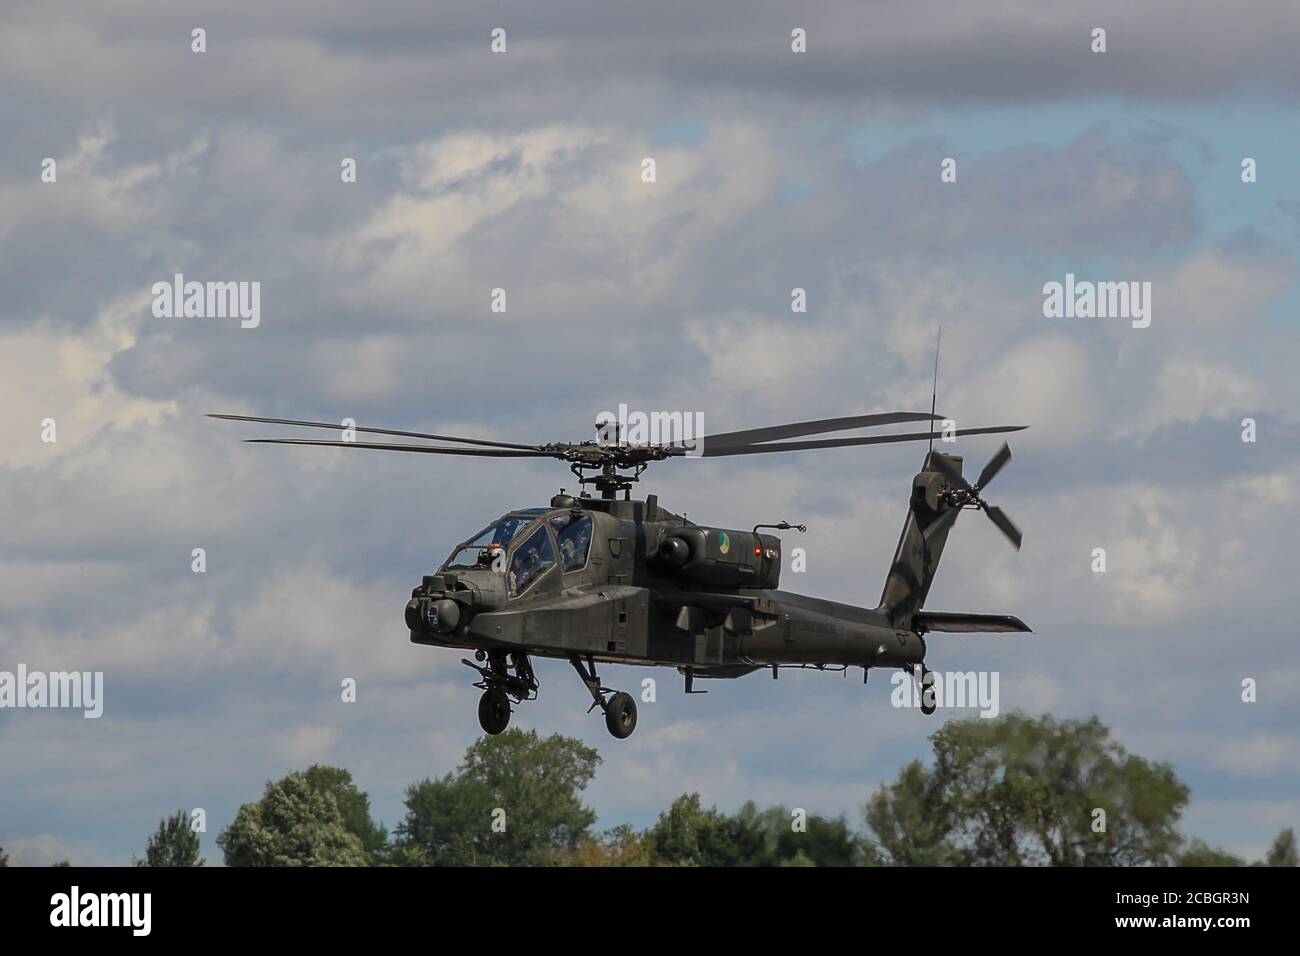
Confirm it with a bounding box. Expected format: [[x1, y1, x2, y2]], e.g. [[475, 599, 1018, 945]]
[[928, 327, 941, 454]]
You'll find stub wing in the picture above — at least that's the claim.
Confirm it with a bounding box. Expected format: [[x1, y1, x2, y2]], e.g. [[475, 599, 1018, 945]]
[[914, 611, 1033, 634]]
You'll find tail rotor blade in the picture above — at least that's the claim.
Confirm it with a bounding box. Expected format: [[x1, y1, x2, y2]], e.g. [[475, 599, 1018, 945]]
[[922, 505, 960, 545], [975, 443, 1012, 491], [984, 505, 1023, 551]]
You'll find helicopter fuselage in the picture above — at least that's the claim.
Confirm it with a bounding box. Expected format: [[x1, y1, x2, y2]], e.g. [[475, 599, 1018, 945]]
[[405, 494, 926, 683]]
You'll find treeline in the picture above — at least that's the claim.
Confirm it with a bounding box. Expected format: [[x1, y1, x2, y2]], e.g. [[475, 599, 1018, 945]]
[[3, 714, 1295, 867]]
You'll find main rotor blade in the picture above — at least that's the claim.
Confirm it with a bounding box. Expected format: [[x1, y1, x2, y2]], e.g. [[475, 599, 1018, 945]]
[[696, 412, 943, 448], [984, 505, 1023, 551], [244, 439, 556, 458], [699, 425, 1027, 457], [975, 442, 1012, 491], [208, 414, 539, 451]]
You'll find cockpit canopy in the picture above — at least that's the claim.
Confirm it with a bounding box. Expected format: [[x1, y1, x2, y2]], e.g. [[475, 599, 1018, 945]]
[[443, 513, 538, 571], [442, 510, 595, 597], [547, 512, 593, 573]]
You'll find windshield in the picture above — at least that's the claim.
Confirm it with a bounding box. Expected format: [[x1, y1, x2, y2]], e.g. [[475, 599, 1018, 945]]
[[508, 526, 556, 597], [549, 513, 593, 572], [443, 515, 536, 570]]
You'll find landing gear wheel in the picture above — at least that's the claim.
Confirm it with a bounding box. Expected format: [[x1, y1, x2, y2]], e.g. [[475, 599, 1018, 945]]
[[478, 689, 512, 735], [604, 691, 638, 739], [919, 667, 937, 716]]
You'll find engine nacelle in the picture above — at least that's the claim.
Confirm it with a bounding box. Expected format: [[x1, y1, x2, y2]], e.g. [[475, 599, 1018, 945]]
[[654, 526, 781, 589]]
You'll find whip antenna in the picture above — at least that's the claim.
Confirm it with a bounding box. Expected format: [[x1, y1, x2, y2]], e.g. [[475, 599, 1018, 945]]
[[929, 327, 941, 454]]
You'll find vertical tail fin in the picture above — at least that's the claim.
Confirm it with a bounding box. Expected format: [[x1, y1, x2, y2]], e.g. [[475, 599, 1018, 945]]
[[878, 451, 962, 624]]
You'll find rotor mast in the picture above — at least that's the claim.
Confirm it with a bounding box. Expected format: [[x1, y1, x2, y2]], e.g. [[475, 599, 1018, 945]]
[[577, 420, 646, 499]]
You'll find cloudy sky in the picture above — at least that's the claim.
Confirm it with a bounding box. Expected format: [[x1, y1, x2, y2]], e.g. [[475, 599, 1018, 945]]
[[3, 0, 1299, 865]]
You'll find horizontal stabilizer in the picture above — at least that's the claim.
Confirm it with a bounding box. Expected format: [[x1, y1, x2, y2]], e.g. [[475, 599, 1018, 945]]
[[914, 611, 1032, 634]]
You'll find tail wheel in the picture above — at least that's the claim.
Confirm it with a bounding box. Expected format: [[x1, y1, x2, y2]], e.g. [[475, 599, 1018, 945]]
[[604, 691, 638, 739], [919, 667, 937, 716], [478, 689, 512, 735]]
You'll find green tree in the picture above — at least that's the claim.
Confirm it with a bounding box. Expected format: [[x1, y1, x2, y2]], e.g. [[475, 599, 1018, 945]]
[[1176, 839, 1244, 867], [0, 845, 8, 867], [301, 765, 388, 862], [865, 714, 1189, 866], [218, 771, 371, 866], [646, 793, 765, 866], [865, 760, 961, 865], [567, 824, 655, 867], [1264, 827, 1298, 867], [135, 810, 205, 867], [781, 850, 816, 867], [395, 728, 600, 866], [733, 802, 874, 867]]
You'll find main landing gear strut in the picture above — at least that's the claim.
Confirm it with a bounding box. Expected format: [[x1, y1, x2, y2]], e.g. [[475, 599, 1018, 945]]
[[463, 650, 638, 739], [463, 650, 538, 736], [570, 654, 638, 739]]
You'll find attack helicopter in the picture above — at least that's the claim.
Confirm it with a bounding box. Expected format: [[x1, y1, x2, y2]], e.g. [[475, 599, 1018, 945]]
[[210, 408, 1031, 739]]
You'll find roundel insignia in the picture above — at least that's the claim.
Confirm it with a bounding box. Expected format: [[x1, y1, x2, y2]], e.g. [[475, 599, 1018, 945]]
[[718, 531, 730, 555]]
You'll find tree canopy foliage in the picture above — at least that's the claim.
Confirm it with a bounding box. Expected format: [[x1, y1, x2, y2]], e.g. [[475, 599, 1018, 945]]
[[217, 767, 378, 867], [98, 713, 1295, 868], [135, 810, 205, 867], [393, 727, 600, 866], [644, 794, 871, 867], [866, 713, 1189, 866]]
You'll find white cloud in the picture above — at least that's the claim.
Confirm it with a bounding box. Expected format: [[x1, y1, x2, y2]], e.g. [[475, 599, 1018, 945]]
[[0, 297, 175, 468], [1208, 735, 1300, 777], [2, 833, 107, 867], [951, 335, 1097, 447], [1123, 358, 1261, 436], [228, 566, 433, 682], [335, 123, 784, 324], [1156, 247, 1295, 332]]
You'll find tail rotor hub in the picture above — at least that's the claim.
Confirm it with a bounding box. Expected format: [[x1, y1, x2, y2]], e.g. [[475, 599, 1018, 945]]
[[929, 443, 1023, 551]]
